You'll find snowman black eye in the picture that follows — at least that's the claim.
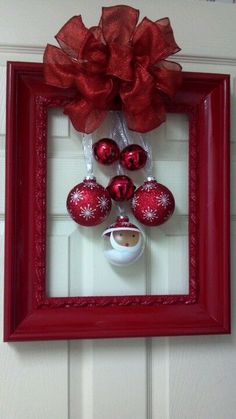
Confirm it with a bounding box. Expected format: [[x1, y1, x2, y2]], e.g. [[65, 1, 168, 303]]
[[120, 233, 123, 236], [132, 234, 135, 237]]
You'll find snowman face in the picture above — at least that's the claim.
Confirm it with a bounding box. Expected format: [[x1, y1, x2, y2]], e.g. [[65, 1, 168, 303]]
[[113, 230, 140, 247]]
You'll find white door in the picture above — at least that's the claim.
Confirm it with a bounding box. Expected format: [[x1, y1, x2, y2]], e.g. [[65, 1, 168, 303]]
[[1, 1, 236, 418]]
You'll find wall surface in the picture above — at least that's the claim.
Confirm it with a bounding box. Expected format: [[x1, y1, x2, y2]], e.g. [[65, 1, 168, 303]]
[[0, 1, 236, 418]]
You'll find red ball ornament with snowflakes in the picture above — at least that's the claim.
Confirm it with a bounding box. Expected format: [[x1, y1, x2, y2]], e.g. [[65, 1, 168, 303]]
[[131, 178, 175, 226], [107, 175, 135, 201], [67, 177, 112, 226], [120, 144, 147, 171], [93, 138, 120, 165]]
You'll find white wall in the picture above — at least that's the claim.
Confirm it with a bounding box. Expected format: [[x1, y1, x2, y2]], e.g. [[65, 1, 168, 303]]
[[1, 1, 236, 418]]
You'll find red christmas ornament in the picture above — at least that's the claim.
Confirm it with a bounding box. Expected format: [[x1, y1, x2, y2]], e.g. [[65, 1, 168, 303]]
[[67, 177, 112, 226], [131, 178, 175, 226], [93, 138, 120, 165], [120, 144, 147, 171], [107, 175, 135, 201]]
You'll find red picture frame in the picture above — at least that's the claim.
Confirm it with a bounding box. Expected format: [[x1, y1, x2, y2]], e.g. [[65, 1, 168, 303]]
[[4, 62, 230, 341]]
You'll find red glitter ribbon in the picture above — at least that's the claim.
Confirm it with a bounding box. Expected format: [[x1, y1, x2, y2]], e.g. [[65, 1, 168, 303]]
[[44, 5, 182, 133]]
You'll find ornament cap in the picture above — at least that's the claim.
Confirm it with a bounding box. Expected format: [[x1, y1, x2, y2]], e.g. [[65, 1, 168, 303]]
[[116, 215, 129, 222], [102, 215, 143, 237], [147, 176, 156, 182], [84, 175, 96, 181]]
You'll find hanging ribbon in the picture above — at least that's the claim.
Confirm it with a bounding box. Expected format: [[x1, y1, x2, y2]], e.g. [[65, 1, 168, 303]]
[[81, 133, 94, 177], [44, 5, 182, 134], [139, 135, 154, 179]]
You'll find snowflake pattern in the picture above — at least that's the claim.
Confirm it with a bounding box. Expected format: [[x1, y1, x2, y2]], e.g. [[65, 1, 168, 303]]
[[84, 181, 99, 189], [132, 195, 139, 209], [157, 192, 171, 209], [142, 207, 158, 222], [141, 182, 157, 192], [70, 189, 84, 205], [97, 195, 110, 212], [80, 204, 96, 220]]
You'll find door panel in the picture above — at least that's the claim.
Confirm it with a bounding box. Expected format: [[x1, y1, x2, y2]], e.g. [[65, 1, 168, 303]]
[[47, 111, 188, 298], [0, 1, 235, 418]]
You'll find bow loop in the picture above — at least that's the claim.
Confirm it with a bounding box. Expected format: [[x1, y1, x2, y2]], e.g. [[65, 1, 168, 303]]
[[81, 37, 107, 74], [64, 98, 107, 133], [155, 18, 180, 59], [56, 15, 90, 59], [107, 43, 133, 81], [120, 66, 154, 113], [74, 72, 114, 108], [44, 44, 76, 88], [133, 17, 180, 66], [153, 60, 182, 98], [100, 5, 139, 44]]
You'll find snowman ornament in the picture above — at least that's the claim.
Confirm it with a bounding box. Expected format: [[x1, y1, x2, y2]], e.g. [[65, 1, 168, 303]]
[[102, 216, 145, 267]]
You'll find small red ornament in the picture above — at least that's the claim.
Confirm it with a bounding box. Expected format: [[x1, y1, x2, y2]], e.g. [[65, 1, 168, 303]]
[[120, 144, 147, 171], [67, 177, 112, 226], [107, 175, 135, 201], [93, 138, 120, 165], [131, 178, 175, 226]]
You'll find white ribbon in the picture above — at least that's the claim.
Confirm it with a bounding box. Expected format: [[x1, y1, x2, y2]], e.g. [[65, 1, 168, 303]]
[[82, 133, 94, 178]]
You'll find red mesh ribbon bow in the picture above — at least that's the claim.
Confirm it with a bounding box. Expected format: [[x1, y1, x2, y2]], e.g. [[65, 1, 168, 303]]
[[44, 5, 182, 133]]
